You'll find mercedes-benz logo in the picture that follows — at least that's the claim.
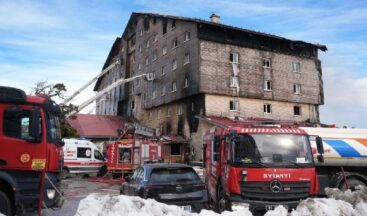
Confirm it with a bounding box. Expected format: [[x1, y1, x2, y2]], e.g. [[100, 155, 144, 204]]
[[176, 185, 182, 192], [270, 180, 282, 193]]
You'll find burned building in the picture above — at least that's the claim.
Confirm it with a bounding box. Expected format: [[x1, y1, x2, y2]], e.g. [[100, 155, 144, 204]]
[[94, 12, 327, 161]]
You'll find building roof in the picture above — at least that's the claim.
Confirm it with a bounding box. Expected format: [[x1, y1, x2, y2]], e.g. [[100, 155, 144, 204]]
[[67, 114, 128, 138], [124, 12, 327, 51]]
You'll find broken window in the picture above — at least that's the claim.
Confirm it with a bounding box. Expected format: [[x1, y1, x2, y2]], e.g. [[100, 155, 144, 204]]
[[171, 20, 176, 29], [264, 80, 272, 91], [172, 82, 177, 92], [184, 77, 189, 88], [229, 100, 239, 111], [263, 104, 272, 114], [153, 33, 158, 42], [171, 144, 180, 155], [173, 38, 178, 49], [293, 84, 301, 94], [177, 104, 183, 115], [167, 107, 172, 117], [163, 21, 167, 34], [184, 52, 190, 65], [185, 31, 191, 41], [172, 59, 177, 70], [263, 58, 271, 68], [230, 52, 239, 63], [162, 46, 167, 55], [229, 76, 238, 88], [161, 86, 166, 96], [161, 65, 166, 75], [293, 62, 300, 73], [294, 106, 301, 116]]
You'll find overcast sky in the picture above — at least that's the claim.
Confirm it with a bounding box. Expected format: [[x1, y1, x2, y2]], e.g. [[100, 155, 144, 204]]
[[0, 0, 366, 128]]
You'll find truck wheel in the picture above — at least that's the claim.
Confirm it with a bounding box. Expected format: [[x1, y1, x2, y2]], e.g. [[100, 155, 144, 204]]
[[0, 191, 11, 216], [97, 166, 108, 177], [217, 186, 229, 213], [340, 178, 366, 191], [61, 168, 69, 179]]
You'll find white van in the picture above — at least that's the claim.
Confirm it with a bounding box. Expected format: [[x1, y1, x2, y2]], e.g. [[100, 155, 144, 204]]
[[62, 138, 107, 178]]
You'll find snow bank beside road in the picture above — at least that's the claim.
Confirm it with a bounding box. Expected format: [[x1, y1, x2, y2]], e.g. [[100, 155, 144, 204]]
[[76, 194, 252, 216], [76, 187, 367, 216]]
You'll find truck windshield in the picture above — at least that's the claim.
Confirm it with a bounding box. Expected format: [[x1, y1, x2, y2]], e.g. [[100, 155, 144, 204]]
[[47, 112, 63, 146], [233, 134, 312, 167]]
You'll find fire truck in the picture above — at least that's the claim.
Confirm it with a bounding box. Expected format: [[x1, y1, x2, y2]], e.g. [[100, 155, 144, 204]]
[[0, 86, 64, 215], [107, 127, 163, 178], [203, 120, 324, 214]]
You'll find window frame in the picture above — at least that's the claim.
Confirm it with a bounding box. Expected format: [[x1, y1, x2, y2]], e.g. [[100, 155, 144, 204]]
[[184, 31, 191, 41], [293, 84, 301, 95], [263, 104, 272, 114], [294, 106, 301, 116], [264, 80, 272, 91], [172, 82, 177, 92], [292, 62, 301, 73], [172, 38, 178, 49], [263, 58, 271, 68], [230, 52, 239, 64], [229, 100, 239, 111]]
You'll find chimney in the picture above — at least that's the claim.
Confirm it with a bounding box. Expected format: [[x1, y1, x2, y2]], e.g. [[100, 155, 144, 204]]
[[210, 13, 220, 23]]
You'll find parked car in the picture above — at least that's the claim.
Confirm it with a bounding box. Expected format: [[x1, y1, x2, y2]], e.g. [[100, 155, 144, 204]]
[[120, 163, 208, 212]]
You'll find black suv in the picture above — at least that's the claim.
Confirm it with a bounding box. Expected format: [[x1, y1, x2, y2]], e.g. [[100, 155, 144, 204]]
[[120, 163, 208, 213]]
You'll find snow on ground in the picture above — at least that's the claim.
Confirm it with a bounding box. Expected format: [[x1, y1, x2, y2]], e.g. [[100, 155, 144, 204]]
[[76, 187, 367, 216]]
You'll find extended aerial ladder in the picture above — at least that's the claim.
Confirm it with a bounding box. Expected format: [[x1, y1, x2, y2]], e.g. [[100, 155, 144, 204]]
[[62, 60, 154, 117]]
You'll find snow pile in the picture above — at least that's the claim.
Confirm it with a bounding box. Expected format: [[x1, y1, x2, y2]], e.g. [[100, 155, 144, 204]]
[[76, 194, 252, 216], [290, 186, 367, 216], [76, 187, 367, 216]]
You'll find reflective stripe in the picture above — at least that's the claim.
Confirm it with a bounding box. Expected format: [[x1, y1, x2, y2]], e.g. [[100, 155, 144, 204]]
[[324, 139, 365, 158]]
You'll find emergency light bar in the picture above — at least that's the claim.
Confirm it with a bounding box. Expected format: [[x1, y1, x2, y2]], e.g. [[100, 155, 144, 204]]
[[0, 86, 26, 103]]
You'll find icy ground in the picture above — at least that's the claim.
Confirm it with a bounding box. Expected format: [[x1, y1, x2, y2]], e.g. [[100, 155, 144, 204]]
[[76, 186, 367, 216]]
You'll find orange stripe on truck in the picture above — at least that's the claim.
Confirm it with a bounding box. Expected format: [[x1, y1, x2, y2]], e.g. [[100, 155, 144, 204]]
[[355, 139, 367, 147]]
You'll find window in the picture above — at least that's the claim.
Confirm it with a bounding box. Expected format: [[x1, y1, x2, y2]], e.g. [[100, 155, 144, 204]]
[[148, 111, 152, 120], [152, 91, 156, 99], [153, 34, 158, 42], [172, 59, 177, 70], [185, 31, 191, 41], [264, 80, 272, 91], [139, 29, 143, 36], [146, 40, 150, 48], [157, 109, 161, 119], [137, 79, 140, 87], [161, 65, 166, 75], [172, 82, 177, 92], [293, 62, 300, 73], [293, 84, 301, 94], [163, 22, 167, 34], [294, 106, 301, 116], [161, 86, 166, 96], [94, 150, 104, 161], [167, 107, 172, 117], [184, 77, 189, 88], [162, 46, 167, 55], [3, 108, 38, 140], [229, 100, 239, 111], [171, 144, 180, 155], [171, 20, 176, 29], [131, 100, 135, 110], [138, 45, 142, 53], [264, 104, 272, 114], [138, 63, 141, 70], [212, 136, 220, 162], [77, 147, 92, 158], [263, 58, 271, 68], [153, 50, 157, 61], [184, 53, 190, 65], [177, 105, 183, 115], [145, 57, 149, 65], [173, 38, 178, 49], [229, 76, 238, 88], [230, 52, 239, 63]]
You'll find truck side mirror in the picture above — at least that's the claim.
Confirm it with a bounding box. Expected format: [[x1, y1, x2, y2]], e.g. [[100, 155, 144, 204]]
[[317, 155, 324, 163], [315, 136, 324, 154], [29, 108, 41, 142]]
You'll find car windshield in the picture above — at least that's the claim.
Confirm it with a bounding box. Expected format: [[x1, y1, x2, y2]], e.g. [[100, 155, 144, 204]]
[[149, 168, 201, 184], [233, 134, 312, 166]]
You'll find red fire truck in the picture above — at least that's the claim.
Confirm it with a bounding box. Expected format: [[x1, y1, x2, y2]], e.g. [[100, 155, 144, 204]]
[[0, 86, 64, 215], [107, 131, 163, 178], [203, 121, 324, 214]]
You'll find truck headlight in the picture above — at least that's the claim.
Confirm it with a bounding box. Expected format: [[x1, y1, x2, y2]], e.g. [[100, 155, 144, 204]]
[[47, 189, 56, 200], [231, 202, 249, 211]]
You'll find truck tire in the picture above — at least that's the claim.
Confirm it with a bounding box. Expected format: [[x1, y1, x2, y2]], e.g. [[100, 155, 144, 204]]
[[340, 178, 366, 191], [217, 185, 230, 213], [97, 166, 108, 177], [0, 191, 11, 216], [61, 168, 69, 179]]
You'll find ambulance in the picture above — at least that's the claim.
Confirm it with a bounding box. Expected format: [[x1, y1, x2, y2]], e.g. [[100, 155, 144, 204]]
[[62, 138, 107, 178]]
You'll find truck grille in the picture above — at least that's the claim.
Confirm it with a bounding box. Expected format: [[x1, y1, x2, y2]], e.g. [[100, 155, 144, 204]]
[[240, 181, 310, 202]]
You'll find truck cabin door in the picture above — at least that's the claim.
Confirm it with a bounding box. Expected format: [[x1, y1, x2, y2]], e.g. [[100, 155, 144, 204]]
[[0, 105, 44, 170]]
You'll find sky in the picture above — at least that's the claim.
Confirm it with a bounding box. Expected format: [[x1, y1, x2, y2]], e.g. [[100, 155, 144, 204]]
[[0, 0, 366, 128]]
